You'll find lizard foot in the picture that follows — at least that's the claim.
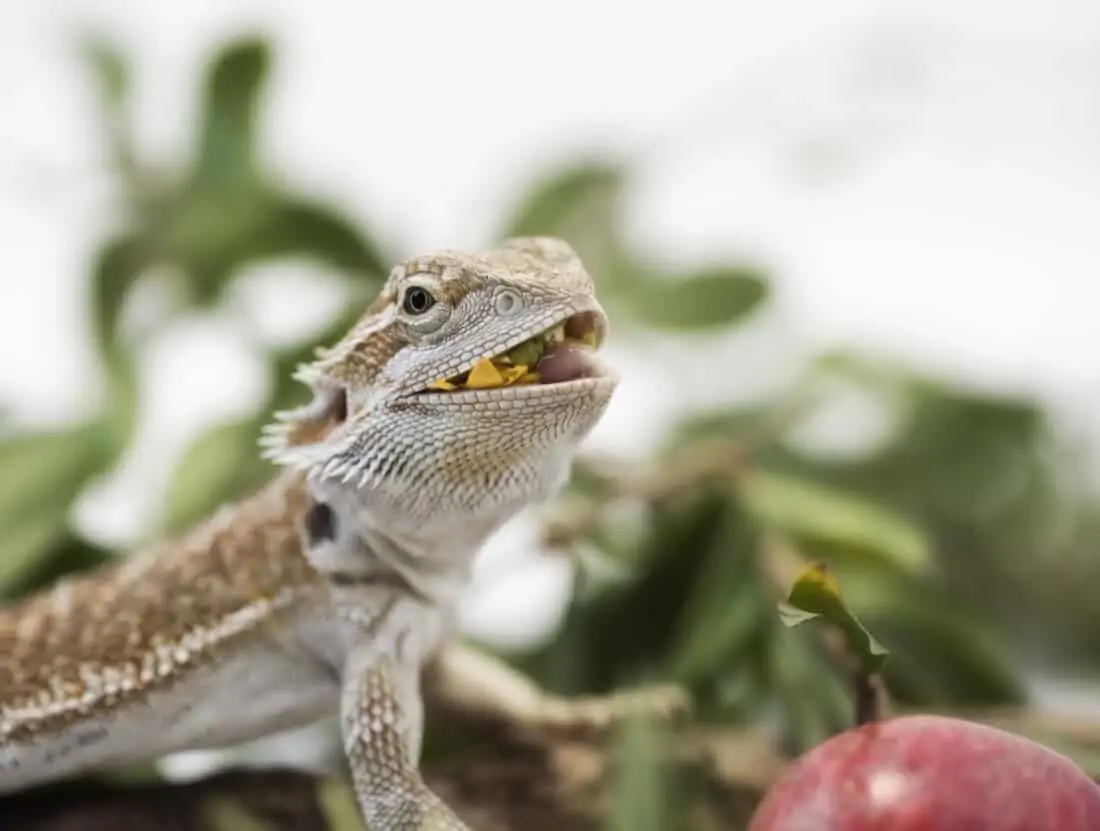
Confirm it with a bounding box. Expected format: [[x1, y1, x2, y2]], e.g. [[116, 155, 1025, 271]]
[[531, 683, 691, 740]]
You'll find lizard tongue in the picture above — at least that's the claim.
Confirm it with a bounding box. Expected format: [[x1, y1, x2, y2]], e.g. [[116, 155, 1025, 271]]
[[535, 341, 604, 384]]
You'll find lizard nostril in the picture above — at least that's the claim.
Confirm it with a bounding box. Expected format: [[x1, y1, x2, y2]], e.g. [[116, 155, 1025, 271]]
[[494, 289, 524, 316]]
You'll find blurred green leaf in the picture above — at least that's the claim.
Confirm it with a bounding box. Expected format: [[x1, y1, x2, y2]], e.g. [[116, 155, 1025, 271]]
[[799, 363, 1069, 640], [624, 266, 769, 331], [162, 418, 272, 533], [743, 469, 930, 573], [831, 569, 1024, 706], [780, 562, 889, 674], [501, 162, 626, 273], [770, 625, 854, 751], [504, 162, 622, 237], [83, 37, 128, 116], [164, 192, 384, 309], [0, 425, 112, 518], [163, 190, 266, 302], [605, 717, 671, 831], [518, 488, 736, 696], [860, 597, 1026, 706], [317, 780, 363, 831], [898, 387, 1056, 528], [203, 798, 277, 831], [82, 36, 134, 171], [242, 196, 389, 276], [0, 424, 115, 592], [0, 534, 114, 602], [666, 578, 764, 686], [90, 235, 147, 445], [92, 234, 148, 353], [663, 492, 764, 684], [0, 513, 70, 595], [194, 37, 269, 189]]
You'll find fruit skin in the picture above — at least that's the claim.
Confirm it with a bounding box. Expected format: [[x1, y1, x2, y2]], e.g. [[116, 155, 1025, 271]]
[[748, 714, 1100, 831]]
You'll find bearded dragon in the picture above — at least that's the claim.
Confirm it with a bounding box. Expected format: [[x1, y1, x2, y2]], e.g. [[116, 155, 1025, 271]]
[[0, 238, 685, 829]]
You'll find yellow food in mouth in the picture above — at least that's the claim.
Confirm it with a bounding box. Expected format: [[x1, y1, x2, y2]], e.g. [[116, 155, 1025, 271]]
[[427, 359, 540, 391], [426, 317, 599, 392]]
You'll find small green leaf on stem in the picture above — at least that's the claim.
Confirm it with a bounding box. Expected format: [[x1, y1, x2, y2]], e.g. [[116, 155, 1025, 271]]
[[779, 562, 889, 676]]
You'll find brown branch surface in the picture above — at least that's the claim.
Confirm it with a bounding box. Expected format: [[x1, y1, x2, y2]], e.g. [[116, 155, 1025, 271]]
[[2, 725, 783, 831]]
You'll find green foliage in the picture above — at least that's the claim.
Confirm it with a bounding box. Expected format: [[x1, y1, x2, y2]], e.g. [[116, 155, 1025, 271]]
[[83, 35, 134, 171], [503, 162, 626, 271], [617, 264, 769, 332], [203, 798, 277, 831], [317, 780, 365, 830], [162, 417, 272, 533], [604, 717, 674, 831], [742, 470, 930, 573], [193, 38, 268, 188], [524, 443, 1025, 752], [86, 35, 386, 332], [0, 423, 119, 596]]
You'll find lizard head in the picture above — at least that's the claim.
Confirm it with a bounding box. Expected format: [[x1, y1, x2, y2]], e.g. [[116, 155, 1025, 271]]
[[262, 237, 616, 536]]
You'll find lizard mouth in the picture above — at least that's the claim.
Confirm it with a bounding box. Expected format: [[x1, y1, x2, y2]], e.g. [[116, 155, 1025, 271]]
[[422, 310, 609, 394]]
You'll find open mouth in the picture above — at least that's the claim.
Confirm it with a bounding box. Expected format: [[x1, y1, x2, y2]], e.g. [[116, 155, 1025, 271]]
[[425, 310, 607, 393]]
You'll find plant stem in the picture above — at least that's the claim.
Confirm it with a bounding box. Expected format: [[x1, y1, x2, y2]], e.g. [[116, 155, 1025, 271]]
[[854, 672, 885, 726]]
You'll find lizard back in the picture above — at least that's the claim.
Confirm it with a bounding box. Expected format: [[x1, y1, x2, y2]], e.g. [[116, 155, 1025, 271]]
[[0, 470, 324, 747]]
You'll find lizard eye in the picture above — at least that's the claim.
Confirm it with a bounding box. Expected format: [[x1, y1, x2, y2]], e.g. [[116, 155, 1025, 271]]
[[402, 286, 437, 315]]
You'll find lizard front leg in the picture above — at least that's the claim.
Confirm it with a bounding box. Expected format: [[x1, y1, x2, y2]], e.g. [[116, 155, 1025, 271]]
[[425, 641, 690, 739], [342, 647, 470, 831]]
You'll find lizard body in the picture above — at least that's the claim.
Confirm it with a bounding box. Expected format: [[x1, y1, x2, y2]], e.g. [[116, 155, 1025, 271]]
[[0, 470, 336, 783], [0, 238, 659, 829]]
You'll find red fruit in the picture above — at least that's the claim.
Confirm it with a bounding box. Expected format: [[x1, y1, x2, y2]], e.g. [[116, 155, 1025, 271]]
[[748, 714, 1100, 831]]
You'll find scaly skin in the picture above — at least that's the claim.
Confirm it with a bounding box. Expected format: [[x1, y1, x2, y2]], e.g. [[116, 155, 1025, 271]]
[[0, 238, 682, 829]]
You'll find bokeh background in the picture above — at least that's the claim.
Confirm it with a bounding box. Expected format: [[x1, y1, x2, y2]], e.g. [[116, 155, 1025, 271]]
[[3, 1, 1100, 827]]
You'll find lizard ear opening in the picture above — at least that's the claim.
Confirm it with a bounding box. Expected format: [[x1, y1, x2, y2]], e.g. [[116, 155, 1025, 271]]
[[260, 385, 349, 463], [289, 386, 347, 446]]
